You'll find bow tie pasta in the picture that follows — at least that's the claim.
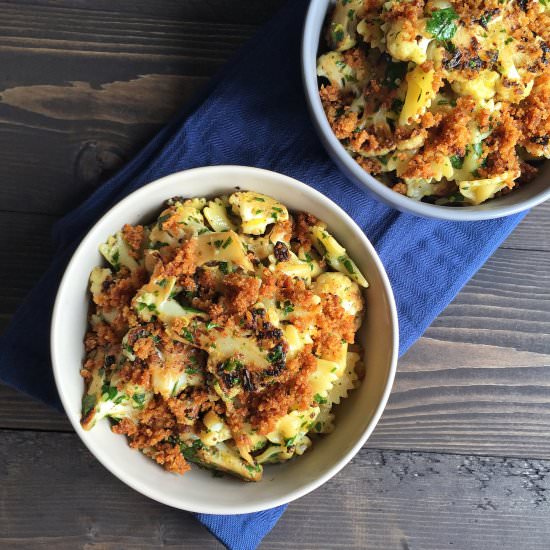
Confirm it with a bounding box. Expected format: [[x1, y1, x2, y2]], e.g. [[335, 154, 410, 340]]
[[318, 0, 549, 205], [80, 191, 368, 481]]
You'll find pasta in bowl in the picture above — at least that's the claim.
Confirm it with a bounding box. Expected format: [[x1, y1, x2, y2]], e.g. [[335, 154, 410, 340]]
[[319, 0, 549, 205], [302, 0, 550, 220], [51, 166, 397, 513], [81, 190, 368, 481]]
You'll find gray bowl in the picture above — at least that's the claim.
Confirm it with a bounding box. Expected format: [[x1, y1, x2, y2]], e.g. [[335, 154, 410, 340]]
[[301, 0, 550, 221]]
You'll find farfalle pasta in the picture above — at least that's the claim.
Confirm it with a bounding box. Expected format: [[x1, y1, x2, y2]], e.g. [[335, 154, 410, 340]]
[[318, 0, 549, 205], [80, 191, 367, 481]]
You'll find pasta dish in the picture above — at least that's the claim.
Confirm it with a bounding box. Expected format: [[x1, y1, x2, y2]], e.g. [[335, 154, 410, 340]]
[[80, 191, 367, 481], [318, 0, 549, 205]]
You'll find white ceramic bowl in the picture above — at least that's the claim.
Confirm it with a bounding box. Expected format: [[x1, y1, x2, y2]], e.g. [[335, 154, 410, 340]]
[[302, 0, 550, 221], [51, 166, 398, 514]]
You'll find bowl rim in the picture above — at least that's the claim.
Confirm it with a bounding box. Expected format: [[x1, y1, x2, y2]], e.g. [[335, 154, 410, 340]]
[[50, 165, 399, 514], [301, 0, 550, 221]]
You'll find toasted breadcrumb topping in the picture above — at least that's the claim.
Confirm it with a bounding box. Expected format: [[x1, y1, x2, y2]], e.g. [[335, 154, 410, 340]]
[[81, 197, 366, 481], [319, 0, 549, 204]]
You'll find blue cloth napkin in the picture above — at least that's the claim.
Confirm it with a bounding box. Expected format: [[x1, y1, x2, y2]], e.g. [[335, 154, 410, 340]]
[[0, 0, 526, 548]]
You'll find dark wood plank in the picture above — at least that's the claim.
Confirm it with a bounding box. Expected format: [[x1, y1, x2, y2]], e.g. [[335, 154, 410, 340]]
[[3, 0, 286, 24], [501, 201, 550, 252], [1, 429, 550, 550], [371, 335, 550, 458], [0, 1, 285, 215], [0, 383, 70, 431]]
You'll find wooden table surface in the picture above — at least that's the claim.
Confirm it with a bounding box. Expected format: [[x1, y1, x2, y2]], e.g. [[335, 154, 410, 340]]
[[1, 1, 549, 548]]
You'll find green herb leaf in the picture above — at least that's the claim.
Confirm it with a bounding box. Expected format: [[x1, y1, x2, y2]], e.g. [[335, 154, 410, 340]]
[[180, 439, 204, 461], [149, 241, 169, 250], [81, 394, 96, 416], [314, 393, 328, 405], [267, 344, 285, 365], [284, 436, 297, 447], [132, 393, 146, 408], [338, 255, 355, 274], [277, 300, 294, 315], [181, 306, 205, 314], [426, 7, 459, 41], [450, 155, 464, 169], [181, 328, 194, 343], [331, 23, 345, 44], [218, 261, 229, 275], [383, 60, 408, 89], [101, 384, 118, 401], [222, 358, 243, 372]]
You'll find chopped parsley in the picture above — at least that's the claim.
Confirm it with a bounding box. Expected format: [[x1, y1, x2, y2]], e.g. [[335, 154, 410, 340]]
[[137, 302, 157, 313], [338, 255, 355, 274], [157, 278, 168, 288], [218, 261, 229, 274], [426, 7, 459, 41], [253, 197, 265, 202], [180, 439, 204, 461], [149, 241, 169, 250], [81, 394, 96, 416], [206, 321, 220, 331], [267, 344, 285, 365], [222, 236, 233, 249], [277, 300, 294, 315], [222, 358, 243, 372], [382, 59, 408, 89], [182, 306, 204, 314], [450, 155, 464, 169], [111, 251, 120, 271], [132, 393, 146, 408], [284, 436, 297, 447], [314, 393, 328, 405], [158, 214, 170, 224], [181, 328, 194, 343], [101, 384, 118, 401], [331, 23, 345, 44]]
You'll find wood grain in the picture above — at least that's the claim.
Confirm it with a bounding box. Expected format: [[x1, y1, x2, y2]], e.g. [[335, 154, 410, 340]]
[[0, 0, 285, 215], [1, 429, 550, 550]]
